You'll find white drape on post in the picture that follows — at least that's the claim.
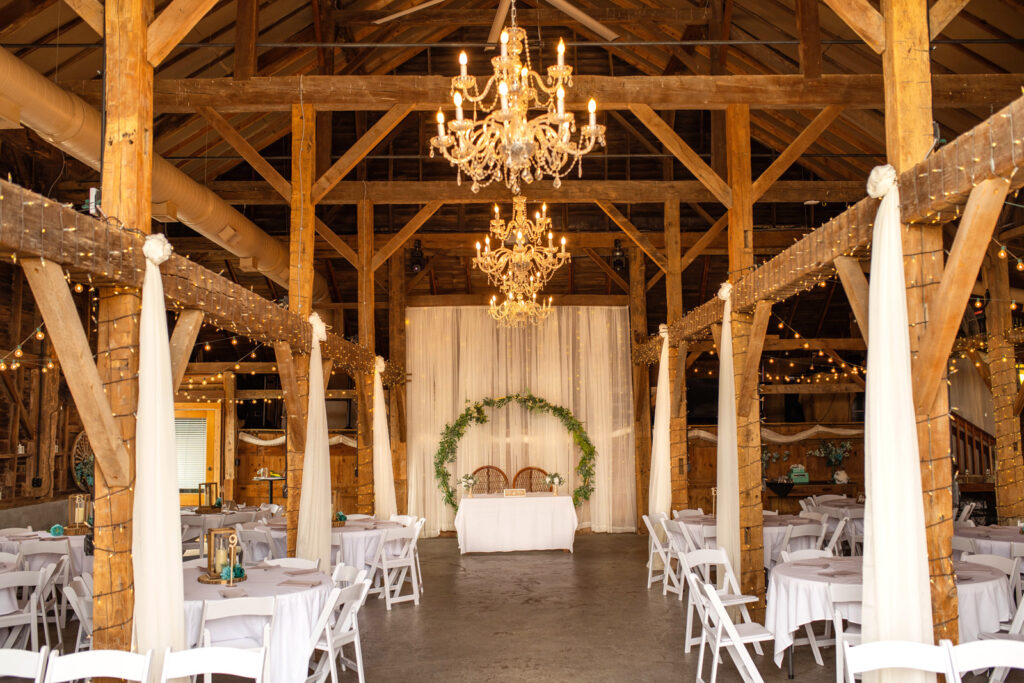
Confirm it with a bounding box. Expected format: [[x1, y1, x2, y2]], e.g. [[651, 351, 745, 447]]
[[132, 234, 185, 678], [373, 356, 398, 519], [861, 165, 934, 676], [715, 283, 741, 575], [648, 324, 672, 518], [296, 313, 331, 570]]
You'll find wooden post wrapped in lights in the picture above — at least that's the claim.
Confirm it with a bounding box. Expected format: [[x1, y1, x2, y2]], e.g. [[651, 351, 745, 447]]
[[65, 493, 92, 535], [199, 528, 244, 585], [196, 481, 220, 514]]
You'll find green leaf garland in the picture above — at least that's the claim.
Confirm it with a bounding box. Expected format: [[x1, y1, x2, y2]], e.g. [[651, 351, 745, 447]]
[[434, 392, 597, 510]]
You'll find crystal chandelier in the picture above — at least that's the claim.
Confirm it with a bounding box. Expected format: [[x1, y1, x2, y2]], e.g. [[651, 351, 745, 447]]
[[428, 0, 606, 194], [489, 292, 554, 328], [473, 196, 569, 303]]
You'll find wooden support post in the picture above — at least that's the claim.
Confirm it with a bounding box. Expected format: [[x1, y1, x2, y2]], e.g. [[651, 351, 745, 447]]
[[223, 372, 236, 501], [357, 200, 375, 514], [283, 102, 316, 556], [169, 310, 204, 391], [629, 247, 651, 528], [984, 247, 1024, 522], [795, 0, 822, 78], [665, 198, 688, 510], [92, 0, 154, 651], [883, 0, 956, 643], [726, 102, 765, 615], [233, 0, 258, 80], [389, 250, 408, 514]]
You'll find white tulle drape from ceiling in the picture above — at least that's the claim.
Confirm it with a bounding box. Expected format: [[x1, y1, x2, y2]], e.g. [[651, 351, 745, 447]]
[[406, 306, 636, 536]]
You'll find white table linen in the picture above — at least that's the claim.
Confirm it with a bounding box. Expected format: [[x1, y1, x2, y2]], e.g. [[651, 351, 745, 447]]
[[680, 513, 812, 568], [817, 500, 865, 535], [765, 557, 1012, 666], [0, 531, 89, 576], [955, 525, 1022, 562], [247, 519, 398, 569], [183, 565, 331, 682], [0, 562, 17, 615], [454, 494, 578, 553]]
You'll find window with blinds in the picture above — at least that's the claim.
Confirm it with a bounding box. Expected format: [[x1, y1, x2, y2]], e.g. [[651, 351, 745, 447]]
[[176, 417, 208, 492]]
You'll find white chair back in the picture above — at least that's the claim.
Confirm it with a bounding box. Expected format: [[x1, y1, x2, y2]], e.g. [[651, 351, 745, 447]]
[[799, 510, 826, 523], [199, 596, 276, 649], [841, 640, 955, 683], [681, 548, 743, 595], [390, 514, 416, 526], [160, 641, 268, 682], [672, 509, 704, 519], [43, 649, 152, 682], [0, 551, 20, 564], [962, 553, 1022, 605], [699, 582, 769, 683], [781, 523, 826, 552], [0, 646, 47, 681], [62, 582, 93, 652], [662, 519, 696, 554], [957, 501, 977, 522], [332, 563, 369, 588], [824, 517, 847, 555], [951, 536, 977, 556], [18, 540, 70, 571], [946, 638, 1024, 678], [237, 527, 276, 564]]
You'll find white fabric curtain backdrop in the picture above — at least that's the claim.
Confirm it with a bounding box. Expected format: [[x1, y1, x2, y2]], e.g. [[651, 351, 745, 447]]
[[862, 165, 934, 681], [132, 234, 185, 680], [715, 283, 741, 575], [373, 356, 398, 519], [296, 314, 331, 570], [648, 324, 672, 518], [406, 306, 636, 536], [949, 361, 995, 434]]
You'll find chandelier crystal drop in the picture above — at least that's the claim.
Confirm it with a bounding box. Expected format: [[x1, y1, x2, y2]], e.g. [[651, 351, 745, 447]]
[[429, 1, 606, 195]]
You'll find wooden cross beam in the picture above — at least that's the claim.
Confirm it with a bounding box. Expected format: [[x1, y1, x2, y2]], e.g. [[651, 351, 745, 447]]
[[63, 0, 103, 34], [148, 0, 220, 67], [169, 309, 204, 392], [0, 372, 35, 439], [914, 177, 1011, 415], [371, 201, 443, 272], [583, 247, 629, 292], [750, 106, 845, 201], [820, 0, 885, 53], [929, 0, 973, 38], [596, 201, 670, 273], [21, 258, 131, 487]]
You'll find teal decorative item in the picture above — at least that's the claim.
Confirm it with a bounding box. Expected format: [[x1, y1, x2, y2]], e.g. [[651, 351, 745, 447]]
[[49, 524, 64, 537], [220, 565, 232, 581], [214, 497, 222, 508], [233, 565, 245, 579], [335, 512, 347, 522]]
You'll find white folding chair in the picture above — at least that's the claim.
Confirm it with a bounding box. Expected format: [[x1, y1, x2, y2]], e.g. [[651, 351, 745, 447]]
[[34, 559, 66, 650], [843, 511, 865, 555], [160, 641, 268, 683], [180, 514, 204, 557], [0, 646, 47, 681], [18, 540, 71, 631], [952, 536, 978, 558], [368, 525, 420, 610], [641, 514, 672, 591], [237, 526, 276, 565], [823, 517, 848, 555], [0, 550, 20, 564], [43, 649, 152, 683], [679, 548, 759, 655], [962, 553, 1022, 608], [0, 568, 45, 650], [672, 508, 704, 519], [780, 523, 826, 554], [798, 510, 827, 523], [979, 595, 1024, 683], [221, 512, 252, 527], [264, 557, 319, 570], [798, 498, 816, 513], [307, 582, 371, 683], [62, 577, 93, 652], [779, 548, 832, 563], [695, 578, 773, 683], [407, 517, 426, 595], [842, 640, 956, 683], [958, 501, 977, 522], [332, 563, 369, 588], [828, 583, 862, 683], [659, 520, 690, 599], [946, 638, 1024, 683], [198, 595, 276, 650]]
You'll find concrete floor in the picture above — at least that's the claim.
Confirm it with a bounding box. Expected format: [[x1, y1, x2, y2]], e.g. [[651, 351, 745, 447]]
[[357, 534, 835, 682]]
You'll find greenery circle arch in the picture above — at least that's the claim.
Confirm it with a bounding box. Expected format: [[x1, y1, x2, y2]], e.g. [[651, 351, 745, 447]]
[[435, 392, 596, 510]]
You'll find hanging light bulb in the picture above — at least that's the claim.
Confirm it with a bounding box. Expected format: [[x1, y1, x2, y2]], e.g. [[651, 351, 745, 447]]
[[74, 283, 84, 293], [46, 360, 54, 369], [203, 342, 212, 351], [998, 247, 1007, 259], [1012, 300, 1018, 311], [0, 362, 6, 371], [231, 337, 238, 346], [35, 329, 44, 341], [1016, 259, 1023, 272], [14, 347, 23, 358]]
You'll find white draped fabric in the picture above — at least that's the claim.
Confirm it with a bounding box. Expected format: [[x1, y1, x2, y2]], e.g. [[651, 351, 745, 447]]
[[373, 356, 398, 519], [715, 283, 741, 576], [406, 306, 636, 536], [648, 324, 672, 518], [132, 234, 185, 679], [861, 165, 934, 680], [296, 314, 331, 570]]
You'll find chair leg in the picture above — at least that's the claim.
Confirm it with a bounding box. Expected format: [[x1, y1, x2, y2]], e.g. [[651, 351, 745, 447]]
[[696, 632, 707, 683], [803, 623, 824, 666], [411, 563, 421, 606], [709, 642, 721, 683], [684, 597, 696, 653], [384, 567, 393, 611], [354, 628, 366, 683]]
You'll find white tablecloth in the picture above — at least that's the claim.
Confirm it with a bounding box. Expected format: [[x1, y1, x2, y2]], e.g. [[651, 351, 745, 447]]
[[955, 525, 1023, 562], [765, 557, 1012, 666], [0, 531, 90, 576], [247, 520, 396, 569], [454, 494, 578, 553], [183, 565, 331, 683], [0, 562, 17, 615], [680, 514, 812, 568]]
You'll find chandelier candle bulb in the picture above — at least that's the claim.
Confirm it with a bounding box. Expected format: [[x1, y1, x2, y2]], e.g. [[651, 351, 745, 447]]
[[454, 92, 463, 120], [436, 110, 446, 138], [588, 99, 597, 127], [459, 51, 468, 77], [557, 38, 565, 66], [499, 81, 509, 113], [557, 87, 565, 115], [500, 30, 508, 56]]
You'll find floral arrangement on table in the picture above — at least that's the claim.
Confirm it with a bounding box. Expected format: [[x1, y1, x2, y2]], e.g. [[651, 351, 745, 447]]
[[459, 474, 478, 492], [49, 524, 64, 537], [544, 472, 565, 492], [335, 512, 347, 523], [808, 440, 852, 482], [434, 392, 597, 510], [220, 563, 245, 581]]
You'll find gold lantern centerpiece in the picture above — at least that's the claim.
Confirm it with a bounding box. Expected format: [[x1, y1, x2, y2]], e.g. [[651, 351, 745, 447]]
[[66, 493, 92, 535], [197, 527, 246, 585], [196, 481, 220, 514], [332, 489, 346, 527]]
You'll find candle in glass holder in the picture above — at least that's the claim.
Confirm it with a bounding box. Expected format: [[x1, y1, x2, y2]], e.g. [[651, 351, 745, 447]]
[[214, 546, 228, 572]]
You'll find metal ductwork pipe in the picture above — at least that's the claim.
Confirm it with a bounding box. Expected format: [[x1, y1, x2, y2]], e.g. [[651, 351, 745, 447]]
[[0, 47, 327, 300]]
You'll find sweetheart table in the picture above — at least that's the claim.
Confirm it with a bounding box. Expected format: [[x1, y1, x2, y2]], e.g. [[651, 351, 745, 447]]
[[454, 493, 578, 553]]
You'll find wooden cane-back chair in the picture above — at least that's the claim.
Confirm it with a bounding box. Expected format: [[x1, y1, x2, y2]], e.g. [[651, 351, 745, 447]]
[[472, 466, 509, 494], [512, 467, 549, 493]]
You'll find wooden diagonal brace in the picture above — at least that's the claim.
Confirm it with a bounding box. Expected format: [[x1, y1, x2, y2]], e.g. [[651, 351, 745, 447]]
[[597, 201, 669, 273], [0, 372, 34, 439], [583, 247, 628, 292], [22, 258, 130, 486], [834, 256, 870, 343], [914, 178, 1011, 415], [737, 301, 772, 416], [820, 0, 884, 53], [273, 342, 307, 452], [169, 310, 204, 392], [372, 201, 442, 272], [148, 0, 219, 67]]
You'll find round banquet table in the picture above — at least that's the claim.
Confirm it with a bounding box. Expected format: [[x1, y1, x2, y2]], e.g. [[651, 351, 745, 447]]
[[679, 513, 814, 568], [765, 557, 1012, 667], [955, 525, 1023, 562], [243, 519, 400, 569], [183, 564, 332, 683], [815, 499, 865, 535], [0, 530, 90, 576]]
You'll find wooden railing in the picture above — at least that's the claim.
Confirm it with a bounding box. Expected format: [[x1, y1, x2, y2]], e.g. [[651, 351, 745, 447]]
[[949, 413, 995, 477]]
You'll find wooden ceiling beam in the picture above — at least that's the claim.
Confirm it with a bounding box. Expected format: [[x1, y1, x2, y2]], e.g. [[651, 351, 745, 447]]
[[750, 105, 846, 200], [333, 6, 710, 25], [63, 0, 104, 35], [61, 74, 1024, 113], [148, 0, 220, 67], [597, 201, 670, 273], [583, 247, 629, 292], [819, 0, 885, 53], [198, 106, 290, 199], [928, 0, 973, 39], [371, 201, 442, 272], [795, 0, 822, 78]]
